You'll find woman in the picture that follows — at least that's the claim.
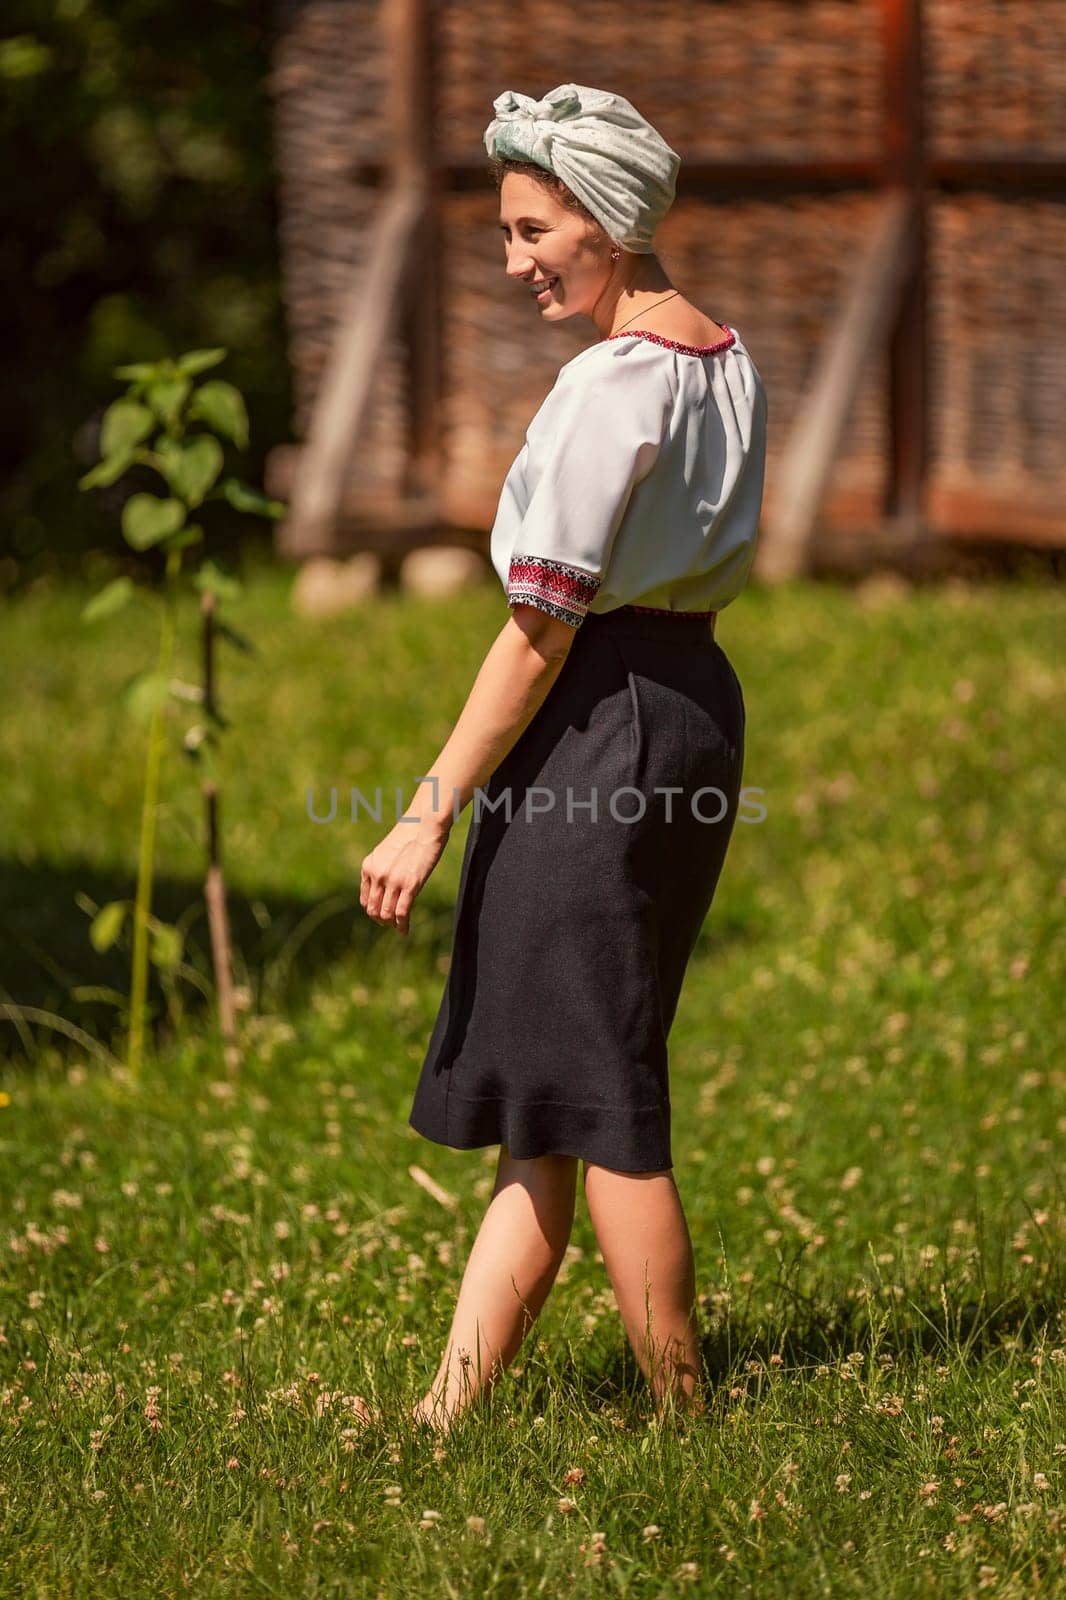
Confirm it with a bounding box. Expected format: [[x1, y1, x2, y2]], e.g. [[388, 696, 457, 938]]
[[357, 84, 768, 1433]]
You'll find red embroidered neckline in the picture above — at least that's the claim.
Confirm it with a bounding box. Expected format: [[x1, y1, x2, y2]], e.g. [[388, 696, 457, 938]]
[[605, 326, 736, 356]]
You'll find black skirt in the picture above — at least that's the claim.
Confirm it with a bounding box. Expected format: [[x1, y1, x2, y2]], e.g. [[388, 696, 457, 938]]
[[409, 604, 746, 1173]]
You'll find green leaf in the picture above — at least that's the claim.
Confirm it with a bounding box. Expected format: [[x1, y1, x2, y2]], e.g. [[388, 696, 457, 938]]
[[82, 576, 134, 623], [176, 347, 228, 378], [89, 901, 128, 954], [122, 493, 185, 550], [112, 361, 162, 382], [169, 524, 204, 551], [69, 986, 130, 1009], [101, 399, 156, 457], [216, 477, 286, 519], [124, 669, 171, 724], [149, 922, 182, 970], [155, 434, 223, 507], [188, 382, 249, 450], [78, 450, 136, 491], [193, 558, 242, 601], [145, 376, 192, 426], [154, 436, 184, 481]]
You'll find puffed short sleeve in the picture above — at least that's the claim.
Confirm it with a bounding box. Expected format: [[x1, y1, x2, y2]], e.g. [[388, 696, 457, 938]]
[[506, 349, 674, 627]]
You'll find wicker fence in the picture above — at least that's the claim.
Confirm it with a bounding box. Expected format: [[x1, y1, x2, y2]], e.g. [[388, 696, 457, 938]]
[[267, 0, 1066, 565]]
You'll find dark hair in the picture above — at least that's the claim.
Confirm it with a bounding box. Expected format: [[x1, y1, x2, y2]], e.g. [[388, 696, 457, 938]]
[[489, 155, 603, 238]]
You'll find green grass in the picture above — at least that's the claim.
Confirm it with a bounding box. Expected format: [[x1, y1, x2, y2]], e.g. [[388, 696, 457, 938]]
[[1, 554, 1063, 1597]]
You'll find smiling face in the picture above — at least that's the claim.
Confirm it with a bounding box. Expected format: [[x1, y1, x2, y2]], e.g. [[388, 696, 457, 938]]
[[497, 170, 613, 321]]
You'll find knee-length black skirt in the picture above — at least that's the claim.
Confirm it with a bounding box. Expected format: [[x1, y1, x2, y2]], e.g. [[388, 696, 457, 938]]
[[408, 603, 746, 1173]]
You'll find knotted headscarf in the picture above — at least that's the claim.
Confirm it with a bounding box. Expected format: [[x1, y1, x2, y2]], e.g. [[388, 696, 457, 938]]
[[483, 83, 680, 255]]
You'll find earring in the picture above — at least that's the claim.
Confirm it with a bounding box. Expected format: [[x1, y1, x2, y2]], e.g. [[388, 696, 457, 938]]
[[611, 248, 620, 261]]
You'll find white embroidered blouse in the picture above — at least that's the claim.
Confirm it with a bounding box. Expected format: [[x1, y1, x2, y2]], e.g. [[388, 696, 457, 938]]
[[489, 324, 768, 627]]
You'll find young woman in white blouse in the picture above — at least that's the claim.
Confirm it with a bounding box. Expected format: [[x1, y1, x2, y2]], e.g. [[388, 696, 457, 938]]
[[357, 84, 768, 1433]]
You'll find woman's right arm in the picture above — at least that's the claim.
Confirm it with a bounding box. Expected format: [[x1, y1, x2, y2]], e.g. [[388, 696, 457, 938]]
[[358, 603, 576, 933], [410, 601, 577, 833]]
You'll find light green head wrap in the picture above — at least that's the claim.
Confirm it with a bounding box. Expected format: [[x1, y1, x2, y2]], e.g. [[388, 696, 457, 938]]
[[483, 82, 680, 255]]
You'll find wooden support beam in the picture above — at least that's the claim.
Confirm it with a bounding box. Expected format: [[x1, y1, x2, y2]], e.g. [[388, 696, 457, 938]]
[[349, 152, 1066, 193], [926, 488, 1066, 548], [883, 0, 929, 532], [391, 0, 442, 501], [277, 0, 438, 561], [928, 153, 1066, 189], [277, 180, 425, 559], [752, 190, 917, 582]]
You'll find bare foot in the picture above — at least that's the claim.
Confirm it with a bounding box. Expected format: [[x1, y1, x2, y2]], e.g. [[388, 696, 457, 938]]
[[411, 1393, 454, 1434], [349, 1393, 452, 1434], [350, 1395, 377, 1425], [651, 1388, 707, 1423]]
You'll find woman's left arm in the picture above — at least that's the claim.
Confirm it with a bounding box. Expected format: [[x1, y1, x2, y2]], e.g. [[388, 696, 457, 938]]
[[359, 603, 577, 935]]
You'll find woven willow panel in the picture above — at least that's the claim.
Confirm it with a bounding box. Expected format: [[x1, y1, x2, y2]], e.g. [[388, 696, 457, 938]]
[[929, 195, 1066, 495], [925, 0, 1066, 153], [270, 0, 408, 496], [437, 0, 884, 161]]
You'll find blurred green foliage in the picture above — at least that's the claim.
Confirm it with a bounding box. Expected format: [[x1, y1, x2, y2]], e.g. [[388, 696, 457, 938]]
[[1, 0, 293, 590]]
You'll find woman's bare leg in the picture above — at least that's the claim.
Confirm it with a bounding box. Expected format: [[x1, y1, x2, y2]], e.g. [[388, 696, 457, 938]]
[[414, 1147, 579, 1429], [582, 1162, 704, 1412]]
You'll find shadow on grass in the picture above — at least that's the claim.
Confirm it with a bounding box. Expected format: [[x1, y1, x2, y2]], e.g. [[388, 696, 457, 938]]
[[0, 845, 758, 1067], [546, 1265, 1066, 1420], [0, 853, 460, 1065]]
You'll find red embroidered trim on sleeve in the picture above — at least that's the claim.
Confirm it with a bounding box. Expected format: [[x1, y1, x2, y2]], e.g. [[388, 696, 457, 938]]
[[507, 553, 601, 627]]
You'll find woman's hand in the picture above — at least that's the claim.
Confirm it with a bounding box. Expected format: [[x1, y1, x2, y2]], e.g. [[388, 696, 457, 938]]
[[359, 818, 451, 936]]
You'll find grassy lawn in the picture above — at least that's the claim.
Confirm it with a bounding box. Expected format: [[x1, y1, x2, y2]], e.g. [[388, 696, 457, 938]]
[[1, 555, 1063, 1597]]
